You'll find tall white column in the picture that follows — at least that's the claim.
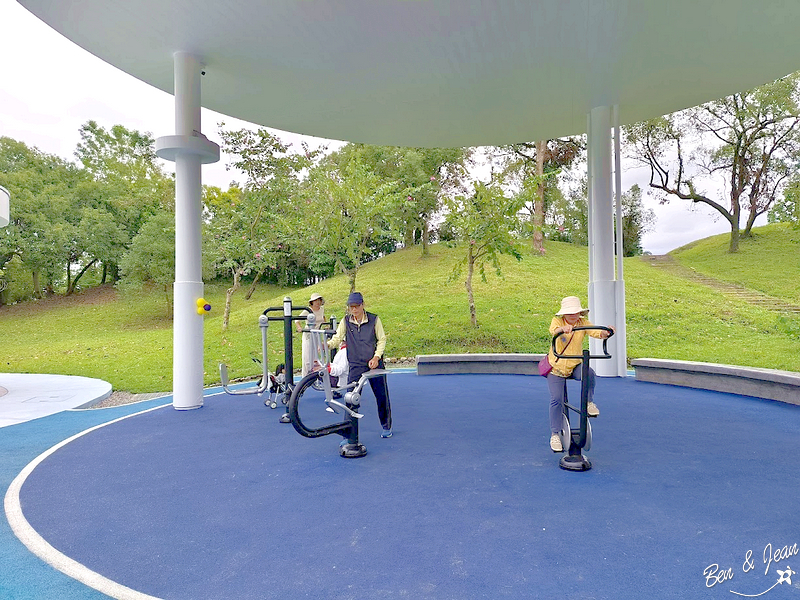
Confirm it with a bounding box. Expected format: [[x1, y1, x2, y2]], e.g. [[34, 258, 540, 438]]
[[587, 106, 626, 376], [0, 185, 9, 228], [156, 53, 220, 410], [612, 106, 628, 376]]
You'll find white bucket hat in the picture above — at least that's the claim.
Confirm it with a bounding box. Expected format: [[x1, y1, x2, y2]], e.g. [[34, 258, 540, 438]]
[[309, 292, 324, 304], [556, 296, 588, 316]]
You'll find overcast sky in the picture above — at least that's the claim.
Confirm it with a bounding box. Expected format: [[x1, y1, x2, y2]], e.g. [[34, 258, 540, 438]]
[[1, 0, 748, 255]]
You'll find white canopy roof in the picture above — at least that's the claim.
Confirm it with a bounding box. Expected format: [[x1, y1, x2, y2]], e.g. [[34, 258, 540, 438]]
[[18, 0, 800, 147]]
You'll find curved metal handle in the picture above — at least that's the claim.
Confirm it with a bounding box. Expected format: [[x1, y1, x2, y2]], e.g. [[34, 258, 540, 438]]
[[288, 371, 353, 439], [325, 398, 364, 419], [219, 363, 270, 395], [551, 325, 614, 360], [218, 315, 272, 395]]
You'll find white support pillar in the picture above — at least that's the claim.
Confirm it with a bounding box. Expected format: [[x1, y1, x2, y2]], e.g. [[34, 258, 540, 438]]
[[612, 106, 628, 376], [0, 185, 9, 228], [155, 53, 220, 410], [587, 106, 626, 377]]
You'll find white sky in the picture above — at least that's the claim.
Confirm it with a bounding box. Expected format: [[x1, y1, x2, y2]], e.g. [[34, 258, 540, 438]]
[[1, 0, 752, 255]]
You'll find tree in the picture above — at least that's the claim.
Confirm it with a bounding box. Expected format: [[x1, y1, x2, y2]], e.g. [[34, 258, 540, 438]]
[[204, 185, 277, 329], [75, 121, 173, 281], [332, 145, 469, 256], [443, 177, 525, 327], [626, 73, 800, 253], [543, 180, 654, 254], [495, 139, 583, 253], [119, 211, 176, 315], [64, 203, 130, 294], [1, 127, 172, 301], [214, 126, 320, 324], [769, 174, 800, 227], [386, 147, 468, 255], [302, 153, 393, 292], [547, 179, 589, 246], [618, 184, 656, 256], [0, 137, 83, 299]]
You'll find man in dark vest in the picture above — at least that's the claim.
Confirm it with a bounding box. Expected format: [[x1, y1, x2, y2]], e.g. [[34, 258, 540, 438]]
[[328, 291, 392, 438]]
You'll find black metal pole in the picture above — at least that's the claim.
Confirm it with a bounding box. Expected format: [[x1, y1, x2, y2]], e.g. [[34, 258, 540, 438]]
[[283, 297, 294, 387], [578, 348, 590, 447], [278, 297, 295, 423]]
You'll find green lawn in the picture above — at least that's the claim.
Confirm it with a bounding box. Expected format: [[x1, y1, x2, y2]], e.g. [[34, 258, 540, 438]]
[[673, 222, 800, 302], [2, 225, 799, 392]]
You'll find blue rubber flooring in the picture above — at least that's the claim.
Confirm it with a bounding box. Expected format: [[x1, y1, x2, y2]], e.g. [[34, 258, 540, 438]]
[[6, 374, 800, 599]]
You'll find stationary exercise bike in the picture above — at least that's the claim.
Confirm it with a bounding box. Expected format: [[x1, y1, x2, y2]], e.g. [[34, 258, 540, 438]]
[[287, 314, 390, 458], [551, 325, 614, 472]]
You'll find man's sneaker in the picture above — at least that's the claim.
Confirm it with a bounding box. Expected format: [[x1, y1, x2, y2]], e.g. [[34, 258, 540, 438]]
[[587, 402, 600, 417], [381, 428, 393, 438], [550, 434, 563, 453]]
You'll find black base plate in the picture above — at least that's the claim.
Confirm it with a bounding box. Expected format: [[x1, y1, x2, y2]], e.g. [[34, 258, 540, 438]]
[[340, 443, 367, 458], [559, 454, 592, 471]]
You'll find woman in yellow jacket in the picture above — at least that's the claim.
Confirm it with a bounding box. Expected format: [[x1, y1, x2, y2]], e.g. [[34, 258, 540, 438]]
[[546, 296, 614, 453]]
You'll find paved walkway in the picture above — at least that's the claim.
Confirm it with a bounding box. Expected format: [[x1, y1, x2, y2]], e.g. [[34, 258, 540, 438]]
[[0, 374, 113, 428]]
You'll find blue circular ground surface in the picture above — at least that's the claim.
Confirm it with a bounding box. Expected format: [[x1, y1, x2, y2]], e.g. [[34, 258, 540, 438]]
[[17, 374, 800, 599]]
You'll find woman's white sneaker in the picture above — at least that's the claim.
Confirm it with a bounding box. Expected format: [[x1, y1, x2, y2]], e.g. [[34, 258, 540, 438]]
[[587, 402, 599, 417], [550, 434, 563, 452]]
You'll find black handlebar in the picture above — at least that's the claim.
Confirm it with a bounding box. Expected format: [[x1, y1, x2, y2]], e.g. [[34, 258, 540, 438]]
[[262, 305, 308, 322], [551, 326, 614, 360]]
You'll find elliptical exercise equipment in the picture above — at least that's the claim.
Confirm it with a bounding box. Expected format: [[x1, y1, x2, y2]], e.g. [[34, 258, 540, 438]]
[[287, 313, 390, 458], [550, 325, 614, 472], [219, 296, 336, 423]]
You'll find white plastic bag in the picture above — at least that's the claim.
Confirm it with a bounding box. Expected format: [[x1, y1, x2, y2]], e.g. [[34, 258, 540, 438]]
[[329, 347, 349, 379]]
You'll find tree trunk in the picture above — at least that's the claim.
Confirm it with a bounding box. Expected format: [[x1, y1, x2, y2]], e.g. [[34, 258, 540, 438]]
[[466, 248, 477, 327], [67, 259, 97, 295], [421, 219, 430, 256], [222, 270, 241, 331], [533, 140, 546, 254], [164, 284, 173, 318], [404, 227, 415, 248], [32, 270, 42, 299], [742, 208, 759, 238], [728, 187, 742, 253], [101, 262, 108, 284], [66, 261, 71, 295], [244, 268, 264, 300], [728, 227, 740, 253], [348, 269, 357, 293]]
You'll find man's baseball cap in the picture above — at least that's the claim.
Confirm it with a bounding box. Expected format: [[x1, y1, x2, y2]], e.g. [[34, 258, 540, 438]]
[[347, 292, 364, 305]]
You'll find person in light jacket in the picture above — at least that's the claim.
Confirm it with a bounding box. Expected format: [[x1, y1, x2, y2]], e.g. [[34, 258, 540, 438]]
[[546, 296, 613, 453]]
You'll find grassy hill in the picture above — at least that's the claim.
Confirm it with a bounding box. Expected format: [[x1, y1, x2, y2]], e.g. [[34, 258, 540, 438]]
[[673, 222, 800, 301], [2, 224, 799, 392]]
